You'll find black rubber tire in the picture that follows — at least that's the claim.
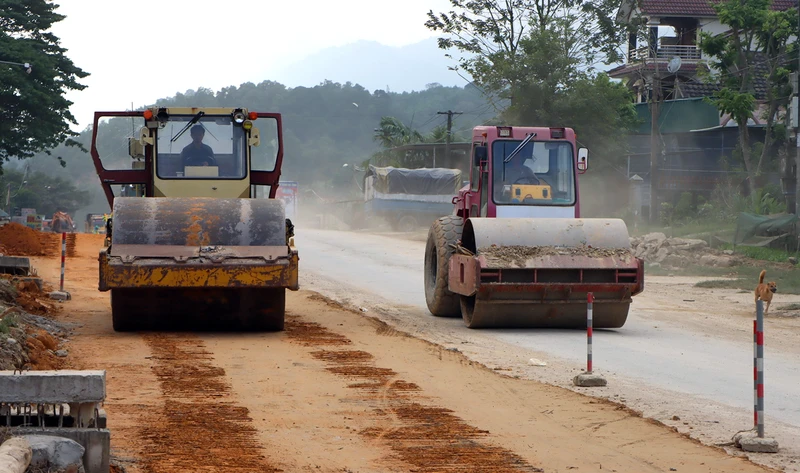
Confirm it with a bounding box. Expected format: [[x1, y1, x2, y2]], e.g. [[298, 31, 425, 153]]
[[109, 288, 286, 332], [396, 214, 419, 233], [110, 289, 139, 332], [240, 288, 286, 332], [424, 215, 464, 317]]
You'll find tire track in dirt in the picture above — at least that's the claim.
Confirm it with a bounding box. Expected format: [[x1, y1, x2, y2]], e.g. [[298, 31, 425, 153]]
[[138, 334, 280, 472], [284, 316, 544, 473]]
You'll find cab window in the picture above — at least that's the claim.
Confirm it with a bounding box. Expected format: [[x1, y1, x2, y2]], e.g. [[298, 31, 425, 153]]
[[155, 116, 246, 179]]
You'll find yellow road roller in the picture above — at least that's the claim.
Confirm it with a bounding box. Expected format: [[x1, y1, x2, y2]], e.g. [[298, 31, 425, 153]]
[[90, 107, 298, 331]]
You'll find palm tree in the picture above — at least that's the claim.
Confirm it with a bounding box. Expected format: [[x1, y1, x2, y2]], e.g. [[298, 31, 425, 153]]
[[373, 117, 423, 148]]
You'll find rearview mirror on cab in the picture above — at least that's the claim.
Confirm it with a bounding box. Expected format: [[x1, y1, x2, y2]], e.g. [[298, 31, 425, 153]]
[[577, 147, 588, 173], [473, 145, 487, 166]]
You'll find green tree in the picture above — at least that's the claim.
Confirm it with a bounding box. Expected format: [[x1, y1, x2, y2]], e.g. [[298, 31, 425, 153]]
[[1, 168, 90, 215], [425, 0, 626, 105], [0, 0, 89, 167], [369, 117, 469, 168], [423, 124, 467, 143], [504, 22, 639, 167], [373, 117, 423, 148], [699, 0, 798, 197], [425, 1, 638, 169]]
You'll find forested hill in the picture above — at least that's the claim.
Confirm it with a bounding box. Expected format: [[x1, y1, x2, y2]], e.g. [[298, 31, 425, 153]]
[[13, 80, 498, 215]]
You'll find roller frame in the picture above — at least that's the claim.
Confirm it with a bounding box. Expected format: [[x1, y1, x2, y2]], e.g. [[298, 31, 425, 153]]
[[98, 246, 299, 291], [443, 217, 644, 329], [448, 252, 642, 299]]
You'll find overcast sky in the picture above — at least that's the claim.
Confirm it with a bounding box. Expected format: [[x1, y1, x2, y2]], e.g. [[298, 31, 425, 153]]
[[51, 0, 454, 131]]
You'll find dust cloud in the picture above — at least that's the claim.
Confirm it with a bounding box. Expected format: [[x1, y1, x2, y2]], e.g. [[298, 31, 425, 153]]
[[578, 172, 632, 219]]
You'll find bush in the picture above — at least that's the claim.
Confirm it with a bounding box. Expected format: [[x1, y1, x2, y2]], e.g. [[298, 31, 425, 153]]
[[673, 192, 694, 220], [0, 314, 18, 334]]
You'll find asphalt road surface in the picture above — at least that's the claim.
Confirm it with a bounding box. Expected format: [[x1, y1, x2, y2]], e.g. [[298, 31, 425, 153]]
[[297, 227, 800, 471]]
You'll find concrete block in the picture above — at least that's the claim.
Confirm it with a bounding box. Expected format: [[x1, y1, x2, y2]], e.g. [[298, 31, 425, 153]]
[[14, 428, 109, 473], [1, 406, 106, 429], [49, 290, 71, 301], [0, 370, 106, 403], [573, 372, 608, 387], [0, 256, 31, 275], [24, 435, 86, 473], [738, 434, 779, 453], [11, 276, 43, 290]]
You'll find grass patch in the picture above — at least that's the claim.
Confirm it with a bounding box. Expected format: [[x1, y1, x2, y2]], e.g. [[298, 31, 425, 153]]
[[695, 279, 743, 290], [647, 262, 800, 294], [0, 314, 18, 334], [692, 266, 800, 294], [645, 263, 733, 278], [718, 243, 795, 263], [630, 221, 736, 239], [778, 303, 800, 311]]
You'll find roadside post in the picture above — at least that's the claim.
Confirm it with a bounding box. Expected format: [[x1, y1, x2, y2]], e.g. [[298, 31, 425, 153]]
[[49, 232, 72, 301], [573, 293, 607, 387], [60, 231, 66, 291], [737, 299, 778, 453]]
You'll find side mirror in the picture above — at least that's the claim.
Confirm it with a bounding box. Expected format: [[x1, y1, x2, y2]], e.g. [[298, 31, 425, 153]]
[[128, 137, 144, 160], [137, 126, 153, 147], [473, 145, 487, 167], [577, 147, 588, 173], [248, 126, 261, 147]]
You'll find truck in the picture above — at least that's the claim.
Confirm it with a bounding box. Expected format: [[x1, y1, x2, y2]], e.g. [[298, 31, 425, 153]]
[[363, 165, 465, 232], [85, 214, 107, 234], [276, 181, 298, 220]]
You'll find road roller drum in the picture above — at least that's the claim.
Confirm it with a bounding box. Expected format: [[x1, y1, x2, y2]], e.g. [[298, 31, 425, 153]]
[[99, 197, 298, 332]]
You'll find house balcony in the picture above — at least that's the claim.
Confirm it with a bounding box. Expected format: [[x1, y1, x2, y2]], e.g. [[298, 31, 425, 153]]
[[630, 44, 702, 62]]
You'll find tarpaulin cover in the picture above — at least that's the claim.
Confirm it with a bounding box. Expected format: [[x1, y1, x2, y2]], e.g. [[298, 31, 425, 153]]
[[734, 212, 799, 247], [367, 165, 463, 195]]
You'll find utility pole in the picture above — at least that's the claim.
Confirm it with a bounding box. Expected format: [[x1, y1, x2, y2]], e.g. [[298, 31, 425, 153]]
[[795, 3, 800, 216], [648, 19, 661, 224], [789, 72, 798, 214], [437, 110, 462, 167], [650, 71, 661, 224]]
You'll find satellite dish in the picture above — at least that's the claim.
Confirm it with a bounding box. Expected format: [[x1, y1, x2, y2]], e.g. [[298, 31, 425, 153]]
[[667, 56, 682, 73]]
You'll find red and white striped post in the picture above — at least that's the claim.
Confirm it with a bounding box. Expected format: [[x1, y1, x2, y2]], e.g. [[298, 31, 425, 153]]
[[573, 292, 606, 387], [755, 299, 765, 438], [587, 292, 594, 373], [60, 232, 66, 292]]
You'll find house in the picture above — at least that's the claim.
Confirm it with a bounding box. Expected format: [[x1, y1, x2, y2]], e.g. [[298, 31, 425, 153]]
[[611, 0, 795, 106], [608, 0, 797, 218]]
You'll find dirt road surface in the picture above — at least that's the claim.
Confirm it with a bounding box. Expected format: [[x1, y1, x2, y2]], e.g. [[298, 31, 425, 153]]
[[17, 232, 787, 472], [296, 228, 800, 472]]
